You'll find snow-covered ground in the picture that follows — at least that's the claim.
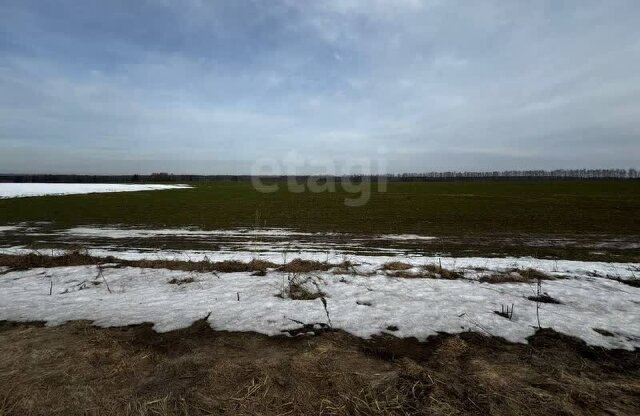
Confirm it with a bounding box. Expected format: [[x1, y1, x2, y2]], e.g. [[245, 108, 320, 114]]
[[0, 264, 638, 350], [0, 183, 191, 198], [0, 224, 638, 349]]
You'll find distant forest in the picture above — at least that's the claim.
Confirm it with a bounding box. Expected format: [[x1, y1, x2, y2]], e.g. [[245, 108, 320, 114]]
[[1, 169, 638, 183]]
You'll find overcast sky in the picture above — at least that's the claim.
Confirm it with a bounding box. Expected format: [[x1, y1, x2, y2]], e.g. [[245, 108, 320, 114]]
[[1, 0, 639, 174]]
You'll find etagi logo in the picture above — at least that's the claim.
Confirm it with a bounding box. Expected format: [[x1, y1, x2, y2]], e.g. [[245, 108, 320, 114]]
[[250, 150, 388, 207]]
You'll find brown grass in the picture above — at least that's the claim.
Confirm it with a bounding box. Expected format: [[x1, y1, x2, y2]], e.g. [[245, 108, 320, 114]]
[[128, 259, 279, 274], [0, 253, 439, 281], [332, 260, 379, 277], [0, 253, 282, 275], [0, 251, 97, 271], [422, 264, 463, 279], [0, 253, 340, 276], [387, 264, 464, 279], [383, 261, 413, 271], [2, 254, 635, 290], [480, 268, 553, 284], [278, 273, 326, 300], [167, 277, 196, 286], [333, 260, 356, 273], [247, 258, 275, 272], [0, 320, 637, 415], [279, 258, 331, 273], [285, 282, 325, 300]]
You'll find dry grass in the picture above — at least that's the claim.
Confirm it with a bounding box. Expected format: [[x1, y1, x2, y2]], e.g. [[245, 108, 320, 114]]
[[422, 264, 463, 279], [0, 250, 97, 271], [383, 261, 413, 271], [528, 294, 562, 304], [128, 258, 279, 274], [387, 264, 463, 280], [285, 282, 325, 300], [0, 253, 340, 276], [247, 258, 275, 272], [167, 277, 196, 286], [0, 321, 638, 415], [278, 273, 326, 300], [332, 260, 379, 277], [1, 253, 456, 282], [279, 258, 331, 273], [333, 260, 357, 273], [480, 268, 553, 284], [0, 252, 274, 274]]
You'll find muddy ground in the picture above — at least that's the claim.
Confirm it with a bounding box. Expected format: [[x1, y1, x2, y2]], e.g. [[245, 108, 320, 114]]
[[1, 223, 639, 262], [0, 320, 638, 415]]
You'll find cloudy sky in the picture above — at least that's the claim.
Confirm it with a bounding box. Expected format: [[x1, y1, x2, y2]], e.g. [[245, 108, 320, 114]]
[[1, 0, 639, 174]]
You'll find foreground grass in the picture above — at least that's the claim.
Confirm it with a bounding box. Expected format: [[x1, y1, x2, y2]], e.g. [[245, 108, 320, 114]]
[[0, 320, 637, 415], [1, 180, 639, 235]]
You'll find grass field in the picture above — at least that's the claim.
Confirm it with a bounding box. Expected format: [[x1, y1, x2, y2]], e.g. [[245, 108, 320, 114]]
[[1, 181, 639, 415], [1, 180, 639, 236]]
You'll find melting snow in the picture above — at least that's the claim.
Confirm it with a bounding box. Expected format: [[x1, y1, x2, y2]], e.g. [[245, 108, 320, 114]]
[[377, 234, 437, 240], [63, 226, 314, 239], [0, 224, 638, 349], [61, 226, 436, 242], [1, 246, 636, 281], [0, 265, 638, 350], [0, 183, 191, 199]]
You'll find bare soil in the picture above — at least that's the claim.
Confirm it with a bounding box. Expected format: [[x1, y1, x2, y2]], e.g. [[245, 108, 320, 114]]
[[0, 320, 638, 415]]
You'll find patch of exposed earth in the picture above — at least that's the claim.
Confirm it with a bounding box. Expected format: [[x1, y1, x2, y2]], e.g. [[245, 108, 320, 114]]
[[1, 223, 638, 262]]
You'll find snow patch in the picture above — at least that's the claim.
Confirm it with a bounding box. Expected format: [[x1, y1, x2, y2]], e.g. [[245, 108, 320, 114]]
[[64, 226, 313, 239], [62, 226, 435, 242], [0, 266, 638, 349], [378, 234, 437, 241], [0, 183, 191, 199]]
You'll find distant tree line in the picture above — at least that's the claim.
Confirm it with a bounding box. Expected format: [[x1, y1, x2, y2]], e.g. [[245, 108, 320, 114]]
[[386, 168, 639, 181], [0, 169, 638, 183]]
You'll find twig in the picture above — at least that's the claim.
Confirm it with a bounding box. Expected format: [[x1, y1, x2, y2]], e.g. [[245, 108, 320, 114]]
[[321, 296, 332, 328], [96, 264, 112, 294], [536, 279, 542, 329]]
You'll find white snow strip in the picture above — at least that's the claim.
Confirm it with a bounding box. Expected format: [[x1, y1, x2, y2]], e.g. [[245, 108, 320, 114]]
[[62, 226, 436, 242], [377, 234, 437, 241], [0, 226, 22, 233], [0, 183, 191, 199], [63, 226, 314, 239], [0, 266, 638, 349]]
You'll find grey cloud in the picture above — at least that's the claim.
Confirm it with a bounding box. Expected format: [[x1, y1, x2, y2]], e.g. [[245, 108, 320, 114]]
[[0, 0, 639, 173]]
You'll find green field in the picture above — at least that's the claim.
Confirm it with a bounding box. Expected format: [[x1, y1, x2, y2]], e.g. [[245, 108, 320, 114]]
[[1, 180, 639, 236]]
